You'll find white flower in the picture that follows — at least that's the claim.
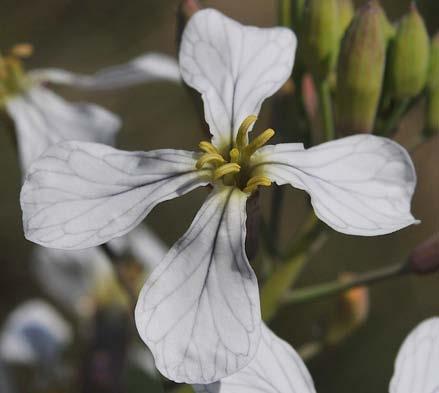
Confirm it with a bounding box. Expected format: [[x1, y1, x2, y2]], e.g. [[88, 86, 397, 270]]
[[20, 9, 418, 383], [1, 47, 180, 172], [107, 225, 167, 271], [390, 317, 439, 393], [0, 300, 72, 366], [32, 246, 114, 318], [32, 225, 167, 318], [193, 324, 316, 393]]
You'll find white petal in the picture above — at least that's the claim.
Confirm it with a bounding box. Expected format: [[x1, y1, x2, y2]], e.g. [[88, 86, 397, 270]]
[[179, 9, 297, 149], [390, 318, 439, 393], [6, 86, 120, 172], [0, 300, 72, 365], [252, 135, 418, 236], [193, 324, 316, 393], [21, 142, 209, 250], [107, 225, 167, 271], [32, 246, 113, 317], [135, 186, 261, 384], [28, 53, 181, 89]]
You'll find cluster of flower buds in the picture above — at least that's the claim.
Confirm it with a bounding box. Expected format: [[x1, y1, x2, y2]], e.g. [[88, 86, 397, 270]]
[[296, 0, 436, 136]]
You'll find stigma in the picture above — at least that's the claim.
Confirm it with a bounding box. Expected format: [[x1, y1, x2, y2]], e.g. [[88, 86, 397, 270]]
[[196, 115, 274, 194]]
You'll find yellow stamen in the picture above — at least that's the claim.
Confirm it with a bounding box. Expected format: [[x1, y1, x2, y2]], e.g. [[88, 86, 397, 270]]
[[229, 148, 240, 163], [196, 153, 225, 169], [245, 128, 275, 156], [243, 175, 272, 194], [213, 163, 241, 180], [236, 115, 258, 149], [199, 141, 219, 154]]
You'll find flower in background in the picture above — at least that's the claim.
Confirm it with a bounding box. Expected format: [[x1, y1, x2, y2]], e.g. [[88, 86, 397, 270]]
[[32, 225, 167, 319], [0, 44, 180, 172], [32, 246, 115, 318], [390, 317, 439, 393], [20, 9, 418, 383], [0, 300, 72, 368], [107, 224, 167, 272]]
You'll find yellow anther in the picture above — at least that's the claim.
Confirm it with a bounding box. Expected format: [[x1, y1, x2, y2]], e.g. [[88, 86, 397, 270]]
[[10, 43, 34, 59], [236, 115, 258, 149], [199, 141, 219, 154], [196, 153, 225, 169], [243, 175, 272, 194], [229, 148, 240, 163], [213, 163, 241, 181], [245, 128, 275, 156]]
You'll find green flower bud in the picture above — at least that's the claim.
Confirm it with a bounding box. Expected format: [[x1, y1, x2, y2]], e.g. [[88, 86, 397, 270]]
[[291, 0, 305, 31], [337, 0, 354, 39], [387, 3, 430, 100], [426, 34, 439, 135], [335, 1, 386, 134], [302, 0, 339, 80]]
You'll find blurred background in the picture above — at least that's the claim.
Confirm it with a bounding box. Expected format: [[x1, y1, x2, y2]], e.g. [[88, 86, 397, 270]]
[[0, 0, 438, 392]]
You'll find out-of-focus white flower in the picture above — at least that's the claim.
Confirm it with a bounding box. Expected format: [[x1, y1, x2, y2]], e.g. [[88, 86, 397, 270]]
[[20, 9, 418, 384], [32, 247, 113, 318], [107, 225, 167, 271], [193, 324, 316, 393], [390, 317, 439, 393], [0, 46, 180, 172], [32, 225, 167, 318], [0, 300, 72, 366]]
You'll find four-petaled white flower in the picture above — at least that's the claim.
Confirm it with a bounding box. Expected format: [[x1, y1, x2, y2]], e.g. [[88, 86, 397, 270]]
[[20, 9, 418, 383], [0, 44, 180, 172]]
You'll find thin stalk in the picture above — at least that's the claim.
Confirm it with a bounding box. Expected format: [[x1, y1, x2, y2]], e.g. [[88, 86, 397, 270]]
[[284, 212, 324, 259], [100, 244, 137, 311], [317, 78, 335, 141], [283, 260, 410, 304], [267, 185, 285, 256], [278, 0, 292, 27], [379, 98, 411, 136]]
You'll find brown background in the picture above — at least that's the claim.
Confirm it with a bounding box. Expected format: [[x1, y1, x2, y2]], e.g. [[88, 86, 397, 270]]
[[0, 1, 438, 392]]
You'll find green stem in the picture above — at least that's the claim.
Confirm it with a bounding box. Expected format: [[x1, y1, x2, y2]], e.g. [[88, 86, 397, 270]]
[[317, 78, 335, 141], [283, 260, 410, 304], [284, 212, 324, 259], [379, 98, 410, 136], [100, 244, 137, 310], [278, 0, 292, 27], [267, 186, 285, 256]]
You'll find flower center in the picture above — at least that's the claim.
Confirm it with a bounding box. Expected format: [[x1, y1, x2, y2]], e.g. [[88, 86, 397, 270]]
[[196, 115, 274, 194], [0, 44, 33, 107]]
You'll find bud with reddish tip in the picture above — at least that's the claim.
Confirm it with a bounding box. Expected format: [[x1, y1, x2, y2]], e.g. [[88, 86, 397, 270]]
[[302, 0, 339, 80], [408, 234, 439, 275], [326, 273, 370, 346], [426, 33, 439, 136], [335, 1, 386, 134], [177, 0, 202, 47], [387, 3, 430, 100]]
